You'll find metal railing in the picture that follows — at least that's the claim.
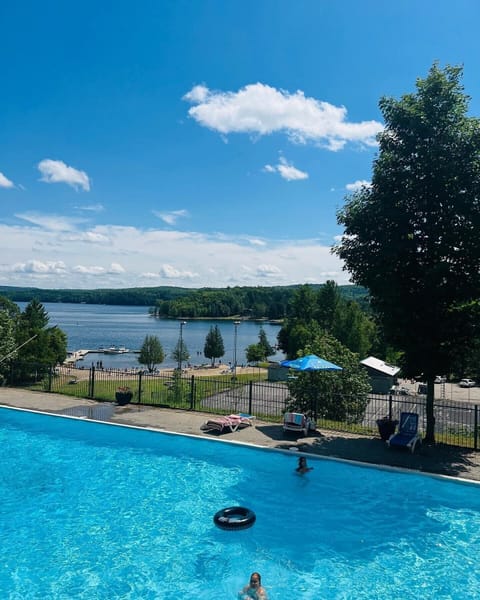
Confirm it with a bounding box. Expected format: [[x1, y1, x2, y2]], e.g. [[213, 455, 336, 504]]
[[6, 362, 480, 450]]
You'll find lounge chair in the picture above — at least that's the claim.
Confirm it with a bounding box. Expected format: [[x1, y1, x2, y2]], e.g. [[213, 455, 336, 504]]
[[283, 412, 313, 437], [201, 413, 255, 434], [387, 412, 421, 453]]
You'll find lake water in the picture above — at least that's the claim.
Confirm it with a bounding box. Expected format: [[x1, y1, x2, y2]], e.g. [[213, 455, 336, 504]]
[[17, 302, 284, 370]]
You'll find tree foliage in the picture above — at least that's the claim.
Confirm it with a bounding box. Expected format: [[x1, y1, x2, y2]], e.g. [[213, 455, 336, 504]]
[[334, 64, 480, 442], [278, 282, 376, 359], [286, 333, 371, 423], [138, 335, 165, 372], [245, 326, 276, 363], [203, 325, 225, 366], [172, 339, 189, 369], [15, 299, 67, 366]]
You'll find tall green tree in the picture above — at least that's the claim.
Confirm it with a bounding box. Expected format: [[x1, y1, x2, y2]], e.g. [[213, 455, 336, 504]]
[[138, 335, 165, 372], [16, 299, 67, 365], [245, 326, 276, 363], [172, 339, 189, 370], [334, 64, 480, 443], [0, 306, 17, 383], [203, 325, 225, 366]]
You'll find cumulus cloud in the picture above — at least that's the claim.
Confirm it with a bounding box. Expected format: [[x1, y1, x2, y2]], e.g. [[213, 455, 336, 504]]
[[109, 263, 125, 274], [263, 156, 308, 181], [0, 172, 14, 188], [183, 83, 383, 151], [38, 159, 90, 191], [159, 264, 199, 280], [153, 209, 189, 225], [9, 260, 67, 274], [345, 179, 372, 191], [0, 222, 351, 288]]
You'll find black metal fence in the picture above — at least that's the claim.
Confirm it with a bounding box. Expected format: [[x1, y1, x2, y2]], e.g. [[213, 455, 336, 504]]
[[6, 362, 480, 450]]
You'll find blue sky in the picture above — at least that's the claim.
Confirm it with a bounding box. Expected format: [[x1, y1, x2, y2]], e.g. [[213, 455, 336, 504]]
[[1, 0, 480, 289]]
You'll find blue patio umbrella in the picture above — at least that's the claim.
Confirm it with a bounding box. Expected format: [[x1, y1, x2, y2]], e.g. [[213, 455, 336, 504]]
[[280, 354, 342, 372], [280, 354, 343, 420]]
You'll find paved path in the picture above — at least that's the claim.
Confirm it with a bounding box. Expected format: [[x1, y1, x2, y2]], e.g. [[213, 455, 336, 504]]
[[1, 387, 479, 483]]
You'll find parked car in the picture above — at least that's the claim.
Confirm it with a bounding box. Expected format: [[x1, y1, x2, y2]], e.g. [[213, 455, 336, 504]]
[[434, 375, 446, 384], [390, 385, 410, 395], [459, 378, 476, 388]]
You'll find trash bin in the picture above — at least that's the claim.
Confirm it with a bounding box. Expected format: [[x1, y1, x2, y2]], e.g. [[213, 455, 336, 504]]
[[376, 417, 398, 442]]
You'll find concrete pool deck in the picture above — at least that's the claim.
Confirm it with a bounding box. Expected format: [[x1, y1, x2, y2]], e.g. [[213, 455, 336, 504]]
[[1, 387, 480, 482]]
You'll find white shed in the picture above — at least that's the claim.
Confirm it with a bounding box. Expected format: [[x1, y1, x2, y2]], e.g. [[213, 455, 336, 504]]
[[360, 356, 400, 393]]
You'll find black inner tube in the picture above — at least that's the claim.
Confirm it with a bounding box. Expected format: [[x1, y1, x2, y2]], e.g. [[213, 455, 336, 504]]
[[213, 506, 256, 530]]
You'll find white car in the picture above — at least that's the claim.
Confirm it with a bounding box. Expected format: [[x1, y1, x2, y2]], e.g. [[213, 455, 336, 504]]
[[459, 378, 476, 388], [434, 375, 446, 384]]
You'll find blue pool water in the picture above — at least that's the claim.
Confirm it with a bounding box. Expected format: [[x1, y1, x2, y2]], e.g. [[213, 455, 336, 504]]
[[1, 408, 479, 599]]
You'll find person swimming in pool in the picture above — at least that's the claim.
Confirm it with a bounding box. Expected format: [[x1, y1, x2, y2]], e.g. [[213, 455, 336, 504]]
[[238, 572, 268, 599], [296, 456, 313, 474]]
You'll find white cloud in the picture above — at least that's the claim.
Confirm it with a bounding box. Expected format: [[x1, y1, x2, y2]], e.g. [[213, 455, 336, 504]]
[[8, 260, 67, 274], [184, 82, 383, 150], [345, 179, 372, 191], [0, 220, 351, 288], [109, 263, 125, 274], [264, 156, 308, 181], [38, 159, 91, 191], [153, 209, 190, 225], [15, 212, 85, 232], [76, 203, 104, 212], [256, 264, 282, 277], [0, 172, 14, 188], [159, 264, 199, 280]]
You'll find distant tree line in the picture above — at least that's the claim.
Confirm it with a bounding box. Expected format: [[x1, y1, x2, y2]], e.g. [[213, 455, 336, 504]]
[[151, 285, 369, 319], [0, 284, 369, 317]]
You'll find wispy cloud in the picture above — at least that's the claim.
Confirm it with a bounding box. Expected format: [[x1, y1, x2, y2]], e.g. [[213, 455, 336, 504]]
[[15, 212, 85, 232], [76, 203, 104, 212], [38, 159, 91, 191], [0, 172, 14, 188], [153, 209, 190, 225], [345, 179, 371, 191], [263, 156, 308, 181], [184, 83, 383, 151]]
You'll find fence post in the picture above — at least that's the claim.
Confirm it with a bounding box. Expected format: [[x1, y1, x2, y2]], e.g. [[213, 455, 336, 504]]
[[248, 381, 253, 415], [137, 371, 143, 404], [89, 365, 95, 399], [475, 405, 478, 451], [388, 394, 393, 420], [48, 365, 53, 392], [190, 375, 195, 410]]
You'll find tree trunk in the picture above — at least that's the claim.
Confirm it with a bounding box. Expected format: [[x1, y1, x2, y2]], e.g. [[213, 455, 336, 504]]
[[424, 376, 435, 444]]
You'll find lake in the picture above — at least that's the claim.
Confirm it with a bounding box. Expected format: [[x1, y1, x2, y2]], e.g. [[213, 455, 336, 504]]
[[17, 302, 284, 370]]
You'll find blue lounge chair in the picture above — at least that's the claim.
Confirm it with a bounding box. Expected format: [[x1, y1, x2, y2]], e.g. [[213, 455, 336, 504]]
[[387, 412, 421, 453]]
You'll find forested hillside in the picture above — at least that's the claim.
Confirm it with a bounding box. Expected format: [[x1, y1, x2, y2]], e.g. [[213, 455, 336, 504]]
[[0, 284, 369, 318]]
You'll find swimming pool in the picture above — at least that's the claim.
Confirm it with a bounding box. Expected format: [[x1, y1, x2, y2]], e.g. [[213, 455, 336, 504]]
[[1, 407, 479, 599]]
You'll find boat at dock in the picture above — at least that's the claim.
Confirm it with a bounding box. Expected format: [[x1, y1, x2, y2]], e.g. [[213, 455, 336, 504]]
[[103, 345, 129, 354]]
